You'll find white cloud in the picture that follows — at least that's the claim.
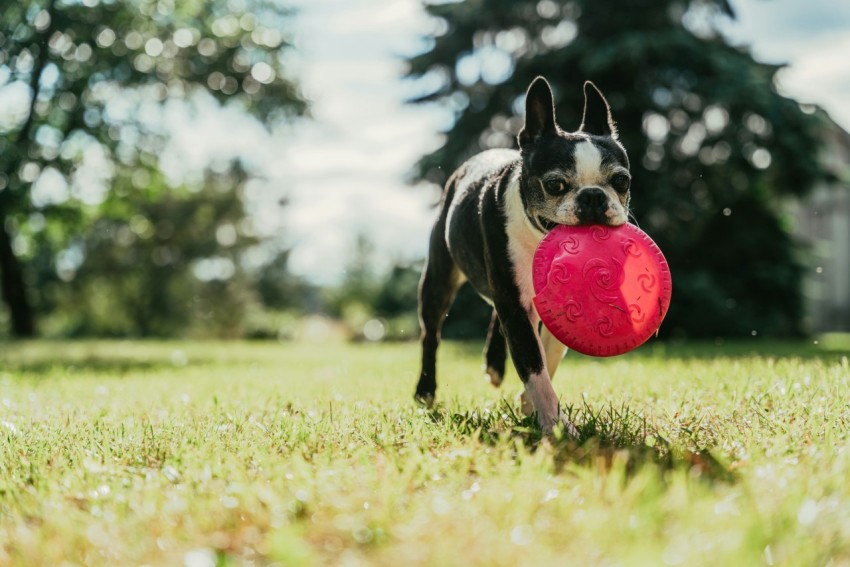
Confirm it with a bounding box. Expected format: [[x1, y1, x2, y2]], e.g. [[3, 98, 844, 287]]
[[723, 0, 850, 58], [774, 35, 850, 130], [266, 0, 443, 282], [722, 0, 850, 131], [161, 94, 275, 181]]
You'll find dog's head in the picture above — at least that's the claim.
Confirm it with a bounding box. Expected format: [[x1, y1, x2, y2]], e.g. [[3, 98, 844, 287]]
[[517, 77, 630, 229]]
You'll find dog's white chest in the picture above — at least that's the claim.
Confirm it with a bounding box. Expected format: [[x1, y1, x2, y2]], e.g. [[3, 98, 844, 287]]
[[504, 172, 545, 315]]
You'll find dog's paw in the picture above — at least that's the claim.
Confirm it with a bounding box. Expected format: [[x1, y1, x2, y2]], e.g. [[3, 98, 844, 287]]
[[556, 413, 580, 440], [414, 392, 435, 408], [533, 407, 579, 439], [484, 366, 503, 388]]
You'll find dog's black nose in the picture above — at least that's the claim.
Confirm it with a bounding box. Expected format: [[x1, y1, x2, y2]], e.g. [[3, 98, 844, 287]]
[[577, 187, 608, 224]]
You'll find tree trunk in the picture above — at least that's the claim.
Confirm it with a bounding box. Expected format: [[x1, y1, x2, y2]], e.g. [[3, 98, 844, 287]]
[[0, 217, 36, 337], [0, 0, 58, 338]]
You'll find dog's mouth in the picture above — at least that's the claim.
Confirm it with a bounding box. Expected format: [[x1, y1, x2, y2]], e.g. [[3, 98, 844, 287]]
[[537, 215, 626, 231], [537, 216, 559, 232]]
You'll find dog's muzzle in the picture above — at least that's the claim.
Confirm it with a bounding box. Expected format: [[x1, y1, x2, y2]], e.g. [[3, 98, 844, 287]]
[[576, 187, 609, 225]]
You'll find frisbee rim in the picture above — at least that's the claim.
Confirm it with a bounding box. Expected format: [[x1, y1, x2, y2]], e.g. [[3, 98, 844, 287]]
[[532, 223, 672, 357]]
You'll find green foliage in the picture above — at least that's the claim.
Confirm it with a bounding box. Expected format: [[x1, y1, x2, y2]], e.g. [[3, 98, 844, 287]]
[[322, 235, 379, 324], [321, 236, 429, 341], [38, 169, 258, 337], [371, 263, 419, 317], [0, 0, 306, 336], [254, 249, 315, 312], [441, 283, 492, 339], [406, 0, 832, 338], [325, 233, 493, 341]]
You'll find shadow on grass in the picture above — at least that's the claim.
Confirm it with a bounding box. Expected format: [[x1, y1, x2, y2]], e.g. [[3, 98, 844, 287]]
[[429, 400, 734, 483], [446, 335, 850, 363], [630, 335, 850, 362], [0, 356, 176, 377]]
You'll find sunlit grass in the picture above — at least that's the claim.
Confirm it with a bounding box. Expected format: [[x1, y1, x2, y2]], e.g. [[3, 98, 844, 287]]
[[1, 339, 849, 566]]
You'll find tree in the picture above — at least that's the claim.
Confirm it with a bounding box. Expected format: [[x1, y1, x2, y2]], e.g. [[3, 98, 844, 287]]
[[0, 0, 305, 336], [406, 0, 833, 338], [323, 234, 381, 320], [254, 247, 319, 316], [35, 165, 258, 337]]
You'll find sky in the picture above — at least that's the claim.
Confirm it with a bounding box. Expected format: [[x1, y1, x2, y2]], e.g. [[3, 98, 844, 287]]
[[244, 0, 850, 284], [269, 0, 445, 282], [720, 0, 850, 128]]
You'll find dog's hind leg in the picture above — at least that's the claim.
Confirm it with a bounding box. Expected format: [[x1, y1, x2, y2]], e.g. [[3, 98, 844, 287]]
[[483, 309, 507, 387], [541, 326, 568, 378], [415, 219, 462, 407]]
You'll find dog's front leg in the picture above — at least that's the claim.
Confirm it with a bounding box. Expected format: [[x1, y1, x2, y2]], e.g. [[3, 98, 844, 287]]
[[481, 176, 577, 437], [521, 326, 568, 415], [493, 301, 577, 437]]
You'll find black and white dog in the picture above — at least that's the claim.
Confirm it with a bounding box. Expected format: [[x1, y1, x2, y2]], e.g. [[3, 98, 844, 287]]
[[415, 77, 631, 436]]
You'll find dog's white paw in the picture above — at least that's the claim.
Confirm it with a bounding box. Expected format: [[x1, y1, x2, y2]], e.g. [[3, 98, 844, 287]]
[[557, 413, 580, 439], [484, 366, 503, 388], [524, 398, 579, 438], [537, 411, 579, 439]]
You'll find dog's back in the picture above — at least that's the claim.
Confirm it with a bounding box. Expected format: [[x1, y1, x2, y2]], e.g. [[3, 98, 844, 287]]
[[442, 149, 520, 301]]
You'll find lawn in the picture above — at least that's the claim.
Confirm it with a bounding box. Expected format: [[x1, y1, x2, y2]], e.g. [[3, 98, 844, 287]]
[[1, 338, 849, 566]]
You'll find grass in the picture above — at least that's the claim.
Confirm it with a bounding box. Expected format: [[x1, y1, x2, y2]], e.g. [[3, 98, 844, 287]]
[[1, 337, 849, 566]]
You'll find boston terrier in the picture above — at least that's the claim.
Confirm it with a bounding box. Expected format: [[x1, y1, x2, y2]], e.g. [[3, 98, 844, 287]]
[[415, 77, 631, 436]]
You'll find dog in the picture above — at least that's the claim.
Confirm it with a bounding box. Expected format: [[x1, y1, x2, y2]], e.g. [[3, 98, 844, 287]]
[[415, 77, 631, 436]]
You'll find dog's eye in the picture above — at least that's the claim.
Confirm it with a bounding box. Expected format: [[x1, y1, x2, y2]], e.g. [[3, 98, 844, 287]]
[[611, 173, 631, 193], [543, 178, 568, 196]]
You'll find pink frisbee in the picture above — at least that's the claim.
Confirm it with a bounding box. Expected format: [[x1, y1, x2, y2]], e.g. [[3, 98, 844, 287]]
[[532, 224, 672, 357]]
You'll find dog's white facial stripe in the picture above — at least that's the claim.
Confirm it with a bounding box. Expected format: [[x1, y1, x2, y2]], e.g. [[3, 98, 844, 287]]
[[573, 141, 603, 186]]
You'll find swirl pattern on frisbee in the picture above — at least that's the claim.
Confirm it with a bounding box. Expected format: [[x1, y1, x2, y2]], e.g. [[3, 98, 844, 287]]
[[532, 224, 672, 357]]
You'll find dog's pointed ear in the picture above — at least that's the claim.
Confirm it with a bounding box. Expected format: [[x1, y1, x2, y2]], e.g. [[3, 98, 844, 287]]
[[579, 81, 617, 138], [518, 76, 557, 148]]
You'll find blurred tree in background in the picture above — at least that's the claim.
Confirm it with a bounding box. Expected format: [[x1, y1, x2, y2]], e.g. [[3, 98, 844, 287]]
[[34, 167, 256, 336], [406, 0, 833, 338], [321, 235, 424, 341], [0, 0, 305, 337]]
